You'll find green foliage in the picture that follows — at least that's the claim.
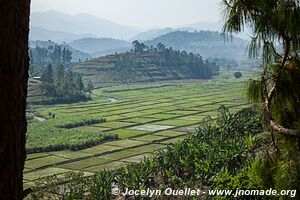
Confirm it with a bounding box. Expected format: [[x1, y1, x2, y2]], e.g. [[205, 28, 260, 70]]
[[223, 0, 300, 130], [30, 106, 263, 198], [31, 45, 72, 66], [212, 164, 266, 200], [212, 145, 300, 199], [114, 41, 219, 81], [26, 116, 117, 153], [56, 118, 106, 129], [246, 78, 266, 104], [40, 64, 88, 100], [223, 3, 300, 197], [85, 80, 94, 95], [89, 170, 114, 200], [31, 172, 90, 200]]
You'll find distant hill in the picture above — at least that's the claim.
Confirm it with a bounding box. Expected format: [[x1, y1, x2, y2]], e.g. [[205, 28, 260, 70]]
[[29, 26, 97, 43], [130, 28, 175, 41], [30, 10, 139, 40], [68, 38, 131, 57], [29, 40, 91, 62], [184, 21, 222, 32], [72, 41, 219, 86], [146, 31, 248, 59], [130, 21, 222, 42]]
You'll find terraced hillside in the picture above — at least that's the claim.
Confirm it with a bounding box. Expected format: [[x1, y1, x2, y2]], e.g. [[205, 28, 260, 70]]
[[72, 43, 219, 86], [73, 55, 192, 85], [24, 71, 251, 189]]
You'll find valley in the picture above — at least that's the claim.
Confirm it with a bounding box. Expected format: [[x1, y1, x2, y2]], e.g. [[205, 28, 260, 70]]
[[24, 69, 251, 190]]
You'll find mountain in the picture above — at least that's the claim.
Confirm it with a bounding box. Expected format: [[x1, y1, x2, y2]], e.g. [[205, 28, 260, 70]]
[[130, 28, 175, 41], [146, 31, 248, 59], [184, 21, 222, 32], [130, 21, 222, 42], [68, 38, 131, 57], [29, 26, 97, 43], [30, 10, 139, 40], [29, 40, 91, 62]]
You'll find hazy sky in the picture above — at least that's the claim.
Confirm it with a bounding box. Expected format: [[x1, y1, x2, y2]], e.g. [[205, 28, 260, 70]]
[[31, 0, 222, 28]]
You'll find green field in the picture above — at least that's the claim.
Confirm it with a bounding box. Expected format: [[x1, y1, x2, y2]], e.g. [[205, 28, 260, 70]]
[[24, 70, 253, 187]]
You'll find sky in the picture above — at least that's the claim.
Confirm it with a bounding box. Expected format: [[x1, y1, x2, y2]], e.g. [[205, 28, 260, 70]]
[[31, 0, 222, 28]]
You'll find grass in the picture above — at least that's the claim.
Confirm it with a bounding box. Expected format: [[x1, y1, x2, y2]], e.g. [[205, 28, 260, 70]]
[[130, 144, 167, 153], [102, 115, 125, 121], [130, 124, 174, 132], [159, 136, 188, 144], [26, 152, 50, 160], [153, 119, 197, 126], [100, 150, 142, 161], [105, 129, 146, 138], [125, 117, 158, 123], [121, 153, 152, 163], [26, 120, 116, 153], [177, 115, 206, 121], [132, 134, 168, 142], [146, 113, 181, 119], [96, 121, 136, 129], [24, 167, 72, 181], [81, 144, 123, 155], [50, 151, 93, 160], [86, 161, 127, 172], [105, 139, 147, 148], [75, 126, 112, 133], [154, 130, 187, 137], [58, 157, 111, 170], [25, 156, 69, 170]]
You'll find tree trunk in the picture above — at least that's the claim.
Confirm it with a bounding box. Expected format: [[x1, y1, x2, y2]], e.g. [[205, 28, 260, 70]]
[[0, 1, 30, 199]]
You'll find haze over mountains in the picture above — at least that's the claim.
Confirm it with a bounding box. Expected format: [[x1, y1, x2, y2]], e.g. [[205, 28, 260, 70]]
[[29, 26, 98, 42], [30, 10, 140, 40], [68, 38, 131, 57], [29, 10, 249, 60], [30, 10, 226, 42]]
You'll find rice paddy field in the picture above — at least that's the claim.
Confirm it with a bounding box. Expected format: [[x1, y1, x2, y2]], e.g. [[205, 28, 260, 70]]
[[24, 70, 253, 189]]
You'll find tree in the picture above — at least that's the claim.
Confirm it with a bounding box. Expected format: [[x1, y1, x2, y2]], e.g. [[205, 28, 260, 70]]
[[223, 0, 300, 138], [55, 64, 65, 96], [86, 81, 94, 96], [41, 64, 54, 83], [50, 45, 62, 64], [76, 73, 85, 92], [64, 48, 72, 64], [157, 42, 166, 52], [0, 1, 30, 199], [62, 47, 67, 64], [132, 40, 146, 54]]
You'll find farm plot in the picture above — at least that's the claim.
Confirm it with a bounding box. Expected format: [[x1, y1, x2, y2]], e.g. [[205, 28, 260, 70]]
[[105, 129, 146, 138], [25, 79, 249, 184], [130, 124, 175, 132]]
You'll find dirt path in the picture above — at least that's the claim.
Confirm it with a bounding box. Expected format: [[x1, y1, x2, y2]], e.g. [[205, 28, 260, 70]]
[[34, 116, 46, 122]]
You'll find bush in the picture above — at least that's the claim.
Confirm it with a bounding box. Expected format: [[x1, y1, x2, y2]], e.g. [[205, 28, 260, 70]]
[[234, 71, 242, 78]]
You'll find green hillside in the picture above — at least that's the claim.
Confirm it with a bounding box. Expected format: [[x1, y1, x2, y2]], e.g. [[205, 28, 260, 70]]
[[72, 41, 219, 87], [146, 30, 247, 59]]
